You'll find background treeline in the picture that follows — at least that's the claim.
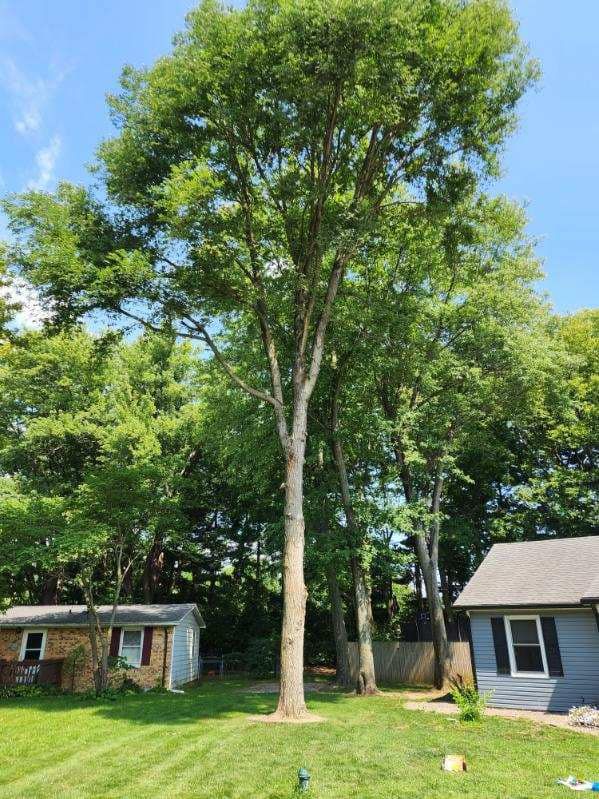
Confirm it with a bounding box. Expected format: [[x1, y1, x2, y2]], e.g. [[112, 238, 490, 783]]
[[0, 268, 596, 665], [0, 0, 596, 700]]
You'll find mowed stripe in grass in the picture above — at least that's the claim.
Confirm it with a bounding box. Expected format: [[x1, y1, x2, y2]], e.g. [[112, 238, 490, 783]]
[[0, 682, 598, 799]]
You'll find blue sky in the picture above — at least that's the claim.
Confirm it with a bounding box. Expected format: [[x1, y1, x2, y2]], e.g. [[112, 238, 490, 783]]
[[0, 0, 597, 314]]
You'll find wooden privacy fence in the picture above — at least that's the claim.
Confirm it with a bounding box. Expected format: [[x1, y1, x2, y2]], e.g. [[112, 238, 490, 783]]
[[347, 641, 473, 686]]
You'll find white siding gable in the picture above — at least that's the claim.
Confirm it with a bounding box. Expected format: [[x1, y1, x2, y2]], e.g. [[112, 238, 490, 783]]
[[170, 610, 201, 688]]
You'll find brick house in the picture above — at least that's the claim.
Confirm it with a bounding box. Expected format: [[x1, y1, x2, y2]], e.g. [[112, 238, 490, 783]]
[[0, 603, 205, 692]]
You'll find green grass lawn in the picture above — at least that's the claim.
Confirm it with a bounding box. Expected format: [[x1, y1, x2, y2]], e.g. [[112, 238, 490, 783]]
[[0, 680, 597, 798]]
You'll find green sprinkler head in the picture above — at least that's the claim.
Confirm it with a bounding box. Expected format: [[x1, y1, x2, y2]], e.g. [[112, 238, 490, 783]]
[[298, 767, 310, 792]]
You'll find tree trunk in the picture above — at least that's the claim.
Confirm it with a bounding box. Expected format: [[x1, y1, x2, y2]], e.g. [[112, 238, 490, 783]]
[[326, 565, 351, 688], [143, 541, 164, 602], [273, 424, 309, 719], [350, 555, 378, 694], [414, 534, 451, 689], [39, 573, 60, 604], [330, 436, 378, 694], [440, 566, 455, 622], [86, 611, 102, 694]]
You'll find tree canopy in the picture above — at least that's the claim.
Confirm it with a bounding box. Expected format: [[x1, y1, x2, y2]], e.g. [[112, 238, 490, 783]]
[[0, 0, 594, 709]]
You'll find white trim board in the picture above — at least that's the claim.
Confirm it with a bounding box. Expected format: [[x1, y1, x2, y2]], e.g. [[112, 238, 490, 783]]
[[504, 615, 549, 679], [19, 629, 47, 661]]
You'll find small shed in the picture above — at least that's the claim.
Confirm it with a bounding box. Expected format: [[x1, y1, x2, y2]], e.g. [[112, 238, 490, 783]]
[[0, 603, 206, 692], [454, 536, 599, 712]]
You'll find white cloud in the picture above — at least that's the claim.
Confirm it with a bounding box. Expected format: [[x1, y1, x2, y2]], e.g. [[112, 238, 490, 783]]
[[0, 277, 48, 330], [26, 135, 62, 191], [15, 108, 42, 135], [0, 57, 66, 136]]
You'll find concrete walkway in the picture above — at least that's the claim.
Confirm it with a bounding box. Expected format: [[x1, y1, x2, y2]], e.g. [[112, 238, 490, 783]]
[[404, 694, 599, 736]]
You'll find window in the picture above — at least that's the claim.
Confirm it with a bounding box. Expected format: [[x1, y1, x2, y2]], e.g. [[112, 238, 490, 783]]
[[119, 629, 144, 668], [20, 630, 47, 661], [505, 616, 548, 677]]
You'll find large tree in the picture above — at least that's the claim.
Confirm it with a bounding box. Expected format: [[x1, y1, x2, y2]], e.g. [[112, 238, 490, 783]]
[[2, 0, 534, 718], [309, 191, 554, 685]]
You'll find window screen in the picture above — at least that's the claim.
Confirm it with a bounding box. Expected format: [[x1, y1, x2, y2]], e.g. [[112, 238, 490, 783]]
[[120, 629, 143, 667], [509, 619, 544, 673], [23, 632, 44, 660]]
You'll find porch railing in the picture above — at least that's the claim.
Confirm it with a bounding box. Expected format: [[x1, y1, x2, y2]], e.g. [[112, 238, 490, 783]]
[[0, 659, 64, 687]]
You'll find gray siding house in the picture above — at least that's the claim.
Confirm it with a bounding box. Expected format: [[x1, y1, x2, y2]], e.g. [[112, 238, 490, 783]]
[[454, 537, 599, 712]]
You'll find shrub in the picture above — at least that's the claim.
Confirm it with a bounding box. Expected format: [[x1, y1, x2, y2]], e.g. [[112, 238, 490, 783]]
[[64, 644, 86, 691], [569, 705, 599, 728], [450, 678, 490, 722], [245, 637, 278, 678], [119, 676, 143, 694], [108, 655, 134, 672], [0, 684, 61, 700], [78, 677, 143, 701]]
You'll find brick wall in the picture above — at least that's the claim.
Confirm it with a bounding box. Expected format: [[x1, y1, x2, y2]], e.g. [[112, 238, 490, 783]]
[[0, 626, 174, 692]]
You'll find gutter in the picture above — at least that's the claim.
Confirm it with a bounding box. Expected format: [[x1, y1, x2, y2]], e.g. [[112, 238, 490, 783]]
[[453, 603, 585, 611], [0, 622, 178, 629]]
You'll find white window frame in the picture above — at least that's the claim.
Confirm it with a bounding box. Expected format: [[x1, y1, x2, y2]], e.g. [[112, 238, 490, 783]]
[[118, 627, 144, 669], [504, 615, 549, 679], [19, 629, 47, 661]]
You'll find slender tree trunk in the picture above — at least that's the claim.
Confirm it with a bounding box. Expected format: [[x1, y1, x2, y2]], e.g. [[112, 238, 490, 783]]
[[273, 413, 309, 719], [86, 608, 102, 694], [330, 434, 377, 694], [326, 565, 351, 688], [440, 566, 455, 622], [256, 536, 261, 586], [414, 533, 451, 689], [381, 387, 453, 687], [83, 545, 133, 695], [414, 562, 424, 613]]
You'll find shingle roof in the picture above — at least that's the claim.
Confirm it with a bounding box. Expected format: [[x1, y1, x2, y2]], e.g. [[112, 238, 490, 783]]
[[0, 603, 205, 628], [454, 536, 599, 609]]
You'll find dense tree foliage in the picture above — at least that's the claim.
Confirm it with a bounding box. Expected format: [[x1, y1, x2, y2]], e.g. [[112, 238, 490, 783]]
[[0, 0, 595, 704]]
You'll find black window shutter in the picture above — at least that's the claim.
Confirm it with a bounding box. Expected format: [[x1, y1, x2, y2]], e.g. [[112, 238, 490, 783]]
[[491, 617, 510, 675], [109, 627, 121, 658], [540, 617, 564, 677], [141, 627, 153, 666]]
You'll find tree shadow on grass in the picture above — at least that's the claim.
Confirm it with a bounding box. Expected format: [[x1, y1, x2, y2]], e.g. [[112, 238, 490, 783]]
[[4, 680, 347, 726]]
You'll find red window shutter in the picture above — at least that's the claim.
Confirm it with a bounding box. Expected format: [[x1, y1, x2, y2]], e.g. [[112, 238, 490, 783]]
[[109, 627, 121, 658], [141, 627, 153, 666]]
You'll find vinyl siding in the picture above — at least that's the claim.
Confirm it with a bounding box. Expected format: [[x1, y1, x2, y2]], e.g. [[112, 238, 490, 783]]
[[170, 612, 201, 687], [471, 609, 599, 712]]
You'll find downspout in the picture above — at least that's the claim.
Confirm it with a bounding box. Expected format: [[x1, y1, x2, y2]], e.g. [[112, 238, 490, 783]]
[[162, 627, 168, 688], [464, 611, 478, 689], [589, 604, 599, 635]]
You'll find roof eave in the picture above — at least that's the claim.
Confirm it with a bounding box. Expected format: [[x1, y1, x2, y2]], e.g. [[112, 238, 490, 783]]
[[190, 605, 207, 628], [454, 601, 585, 611], [0, 621, 177, 628]]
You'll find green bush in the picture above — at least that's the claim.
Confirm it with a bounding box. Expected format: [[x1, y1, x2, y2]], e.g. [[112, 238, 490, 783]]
[[108, 655, 134, 672], [0, 684, 61, 700], [450, 678, 491, 722], [78, 677, 143, 701], [119, 676, 143, 694], [245, 637, 278, 678]]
